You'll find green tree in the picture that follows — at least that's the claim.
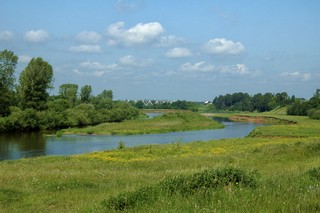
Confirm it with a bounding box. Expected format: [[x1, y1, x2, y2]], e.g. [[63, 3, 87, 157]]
[[59, 84, 78, 107], [18, 58, 53, 110], [80, 85, 92, 103], [93, 90, 114, 109], [0, 50, 18, 116]]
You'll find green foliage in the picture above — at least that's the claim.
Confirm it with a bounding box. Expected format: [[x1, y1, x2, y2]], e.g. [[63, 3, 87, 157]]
[[287, 89, 320, 120], [307, 167, 320, 181], [308, 108, 320, 120], [212, 92, 293, 112], [80, 85, 92, 103], [0, 107, 40, 131], [117, 140, 126, 150], [102, 167, 258, 210], [59, 84, 78, 107], [132, 100, 200, 111], [0, 50, 18, 116], [18, 57, 53, 110]]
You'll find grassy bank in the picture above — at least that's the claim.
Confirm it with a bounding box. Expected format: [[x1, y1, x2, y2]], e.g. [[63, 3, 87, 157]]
[[0, 113, 320, 212], [57, 111, 224, 135]]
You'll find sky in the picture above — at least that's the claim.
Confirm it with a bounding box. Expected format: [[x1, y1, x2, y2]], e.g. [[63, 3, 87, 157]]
[[1, 0, 320, 101]]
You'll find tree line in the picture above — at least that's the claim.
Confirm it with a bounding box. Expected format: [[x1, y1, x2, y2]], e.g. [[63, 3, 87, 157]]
[[212, 91, 320, 120], [0, 50, 138, 132], [212, 92, 295, 112], [287, 89, 320, 119], [129, 100, 199, 112]]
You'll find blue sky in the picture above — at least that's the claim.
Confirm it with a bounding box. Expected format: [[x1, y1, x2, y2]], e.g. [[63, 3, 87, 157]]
[[1, 0, 319, 101]]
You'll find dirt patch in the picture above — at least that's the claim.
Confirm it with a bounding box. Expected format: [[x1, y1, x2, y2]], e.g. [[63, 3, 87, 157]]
[[229, 115, 266, 123], [229, 115, 296, 124]]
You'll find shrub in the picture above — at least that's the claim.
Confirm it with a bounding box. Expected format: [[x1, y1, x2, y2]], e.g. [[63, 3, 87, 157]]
[[102, 167, 258, 211], [307, 167, 320, 181], [117, 140, 125, 150]]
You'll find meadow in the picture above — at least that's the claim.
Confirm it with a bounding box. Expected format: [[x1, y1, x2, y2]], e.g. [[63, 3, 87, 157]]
[[57, 111, 224, 135], [0, 112, 319, 212]]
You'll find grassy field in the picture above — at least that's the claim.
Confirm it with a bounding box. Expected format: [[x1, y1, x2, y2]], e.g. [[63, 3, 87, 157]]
[[57, 111, 224, 135], [0, 112, 320, 212]]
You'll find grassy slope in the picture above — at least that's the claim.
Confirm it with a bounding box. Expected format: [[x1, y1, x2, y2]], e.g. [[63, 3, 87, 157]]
[[0, 113, 319, 212], [57, 111, 224, 135]]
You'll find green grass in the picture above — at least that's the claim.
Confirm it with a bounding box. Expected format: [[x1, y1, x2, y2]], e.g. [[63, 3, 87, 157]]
[[0, 113, 320, 212], [57, 111, 224, 135]]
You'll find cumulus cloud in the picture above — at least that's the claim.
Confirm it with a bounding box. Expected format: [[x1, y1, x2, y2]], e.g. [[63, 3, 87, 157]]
[[76, 31, 101, 43], [24, 29, 49, 43], [19, 55, 32, 63], [69, 45, 101, 53], [165, 47, 192, 58], [181, 61, 215, 72], [281, 71, 311, 81], [180, 62, 259, 77], [75, 61, 119, 77], [0, 30, 14, 41], [204, 38, 244, 55], [106, 21, 164, 46]]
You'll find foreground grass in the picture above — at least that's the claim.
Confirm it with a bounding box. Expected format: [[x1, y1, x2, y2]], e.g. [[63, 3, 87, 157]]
[[0, 113, 320, 212], [58, 111, 224, 135]]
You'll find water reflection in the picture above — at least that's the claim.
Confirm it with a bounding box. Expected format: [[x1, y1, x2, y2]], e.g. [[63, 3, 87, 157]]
[[0, 132, 46, 160]]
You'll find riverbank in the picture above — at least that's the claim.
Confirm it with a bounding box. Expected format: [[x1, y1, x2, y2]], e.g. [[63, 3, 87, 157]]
[[57, 111, 224, 135], [0, 113, 319, 212]]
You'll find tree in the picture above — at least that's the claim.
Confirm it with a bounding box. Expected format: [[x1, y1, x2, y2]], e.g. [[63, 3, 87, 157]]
[[0, 50, 18, 116], [93, 90, 113, 109], [59, 84, 78, 107], [80, 85, 92, 103], [19, 57, 53, 110], [275, 92, 290, 107]]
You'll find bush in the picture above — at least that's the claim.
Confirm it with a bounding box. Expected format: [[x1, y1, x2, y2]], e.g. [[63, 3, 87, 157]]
[[308, 109, 320, 120], [117, 140, 125, 150], [307, 167, 320, 181], [102, 167, 258, 211]]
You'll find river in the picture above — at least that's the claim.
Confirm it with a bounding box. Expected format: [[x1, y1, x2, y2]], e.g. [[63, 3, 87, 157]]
[[0, 117, 265, 161]]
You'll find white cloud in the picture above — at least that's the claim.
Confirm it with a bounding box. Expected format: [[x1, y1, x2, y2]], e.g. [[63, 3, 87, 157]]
[[79, 61, 119, 71], [76, 31, 101, 43], [0, 30, 14, 41], [73, 69, 106, 77], [220, 64, 250, 75], [204, 38, 245, 55], [106, 21, 164, 46], [180, 62, 258, 77], [19, 55, 32, 63], [281, 71, 311, 81], [24, 29, 49, 43], [181, 61, 215, 72], [69, 45, 101, 53], [165, 47, 192, 58], [157, 35, 186, 47], [119, 55, 152, 67], [73, 68, 105, 77]]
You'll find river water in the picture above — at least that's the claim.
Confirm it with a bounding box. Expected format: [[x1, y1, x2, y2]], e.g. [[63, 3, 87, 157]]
[[0, 117, 264, 161]]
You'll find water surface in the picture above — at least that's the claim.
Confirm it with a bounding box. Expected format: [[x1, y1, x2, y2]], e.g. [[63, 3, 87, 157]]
[[0, 118, 264, 161]]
